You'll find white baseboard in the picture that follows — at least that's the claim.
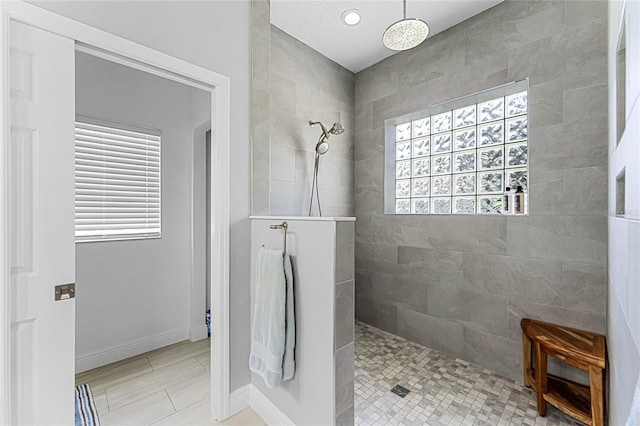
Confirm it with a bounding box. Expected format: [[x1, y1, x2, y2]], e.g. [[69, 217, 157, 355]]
[[229, 384, 251, 417], [189, 325, 209, 342], [250, 385, 294, 426], [75, 328, 189, 373]]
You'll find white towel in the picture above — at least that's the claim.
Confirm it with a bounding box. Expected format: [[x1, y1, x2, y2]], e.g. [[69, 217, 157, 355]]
[[249, 247, 295, 388]]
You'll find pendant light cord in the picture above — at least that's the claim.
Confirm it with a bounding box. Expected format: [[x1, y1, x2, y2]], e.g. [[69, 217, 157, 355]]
[[403, 0, 407, 19]]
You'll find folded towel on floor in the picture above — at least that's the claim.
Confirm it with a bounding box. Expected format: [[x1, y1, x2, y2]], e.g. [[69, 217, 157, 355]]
[[249, 247, 295, 388]]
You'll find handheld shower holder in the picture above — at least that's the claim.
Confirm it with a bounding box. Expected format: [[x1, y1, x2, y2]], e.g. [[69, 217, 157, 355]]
[[307, 119, 345, 216]]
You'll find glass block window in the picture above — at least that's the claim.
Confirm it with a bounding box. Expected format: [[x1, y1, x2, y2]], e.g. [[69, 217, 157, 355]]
[[386, 80, 528, 215]]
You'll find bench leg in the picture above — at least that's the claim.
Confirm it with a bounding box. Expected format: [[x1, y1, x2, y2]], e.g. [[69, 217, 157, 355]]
[[534, 342, 547, 416], [522, 333, 532, 387], [589, 365, 604, 426]]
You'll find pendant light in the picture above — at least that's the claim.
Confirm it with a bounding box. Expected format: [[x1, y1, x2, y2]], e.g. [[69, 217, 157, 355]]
[[382, 0, 429, 51]]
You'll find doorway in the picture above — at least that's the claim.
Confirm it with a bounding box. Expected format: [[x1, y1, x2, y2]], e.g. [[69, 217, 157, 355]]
[[73, 46, 211, 377], [1, 4, 232, 423]]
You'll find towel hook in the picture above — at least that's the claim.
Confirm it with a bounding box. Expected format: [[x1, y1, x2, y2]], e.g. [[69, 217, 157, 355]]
[[269, 221, 288, 255]]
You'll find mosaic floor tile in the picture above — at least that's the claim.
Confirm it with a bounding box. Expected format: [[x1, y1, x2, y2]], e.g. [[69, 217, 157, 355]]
[[355, 322, 584, 426]]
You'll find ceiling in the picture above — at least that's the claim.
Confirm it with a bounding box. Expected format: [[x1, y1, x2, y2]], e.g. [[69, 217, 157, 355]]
[[270, 0, 503, 73]]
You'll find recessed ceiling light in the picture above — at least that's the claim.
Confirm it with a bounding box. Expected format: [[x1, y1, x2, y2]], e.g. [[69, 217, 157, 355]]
[[342, 9, 361, 26]]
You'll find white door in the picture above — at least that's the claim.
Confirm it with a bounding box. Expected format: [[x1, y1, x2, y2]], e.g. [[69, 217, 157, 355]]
[[9, 20, 76, 425]]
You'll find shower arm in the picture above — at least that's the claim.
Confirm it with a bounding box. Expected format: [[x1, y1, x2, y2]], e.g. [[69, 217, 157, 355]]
[[309, 120, 329, 140]]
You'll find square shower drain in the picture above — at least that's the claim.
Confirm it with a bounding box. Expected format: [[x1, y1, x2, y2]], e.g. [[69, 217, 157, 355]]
[[390, 384, 410, 398]]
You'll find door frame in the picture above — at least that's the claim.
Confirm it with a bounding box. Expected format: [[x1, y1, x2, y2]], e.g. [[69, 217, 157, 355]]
[[0, 1, 232, 422]]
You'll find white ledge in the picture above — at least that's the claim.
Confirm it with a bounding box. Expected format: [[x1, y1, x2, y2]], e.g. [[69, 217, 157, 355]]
[[249, 216, 355, 222]]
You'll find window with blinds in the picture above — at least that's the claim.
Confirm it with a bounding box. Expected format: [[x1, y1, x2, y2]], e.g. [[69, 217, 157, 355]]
[[75, 120, 161, 242]]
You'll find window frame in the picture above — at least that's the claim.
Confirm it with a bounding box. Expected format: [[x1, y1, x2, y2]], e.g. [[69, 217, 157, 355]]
[[74, 117, 162, 243], [384, 79, 529, 215]]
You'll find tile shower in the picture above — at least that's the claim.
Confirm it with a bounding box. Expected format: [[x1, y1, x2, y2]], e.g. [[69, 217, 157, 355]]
[[252, 0, 608, 424], [354, 0, 607, 383]]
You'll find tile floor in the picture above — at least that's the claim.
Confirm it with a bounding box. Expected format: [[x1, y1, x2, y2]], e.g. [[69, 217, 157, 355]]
[[75, 339, 265, 426], [78, 324, 586, 426], [354, 321, 584, 426]]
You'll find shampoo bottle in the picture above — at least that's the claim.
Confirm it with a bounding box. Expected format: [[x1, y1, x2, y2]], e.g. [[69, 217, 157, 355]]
[[503, 186, 512, 214], [514, 186, 525, 214]]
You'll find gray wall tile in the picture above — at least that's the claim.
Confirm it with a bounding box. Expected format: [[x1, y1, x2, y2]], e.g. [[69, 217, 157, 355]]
[[270, 144, 296, 181], [527, 169, 563, 216], [426, 286, 508, 337], [529, 117, 608, 173], [251, 0, 271, 215], [506, 216, 606, 264], [398, 246, 464, 288], [463, 327, 522, 382], [354, 187, 384, 217], [336, 222, 355, 283], [562, 262, 606, 316], [371, 273, 428, 315], [563, 84, 608, 122], [397, 306, 464, 359], [463, 253, 562, 306], [354, 214, 372, 243], [336, 404, 354, 426], [395, 29, 466, 90], [355, 241, 398, 274], [356, 295, 397, 335], [561, 18, 608, 91], [565, 0, 607, 29], [508, 16, 606, 89], [369, 217, 431, 252], [355, 268, 372, 299], [372, 216, 507, 255], [270, 180, 307, 216], [465, 1, 565, 67], [355, 63, 400, 107], [562, 166, 608, 216], [528, 78, 563, 129], [507, 299, 606, 341], [335, 280, 355, 350], [335, 343, 355, 416], [507, 33, 568, 86]]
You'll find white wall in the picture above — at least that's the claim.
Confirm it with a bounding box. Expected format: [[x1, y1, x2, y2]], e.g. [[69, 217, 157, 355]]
[[75, 52, 209, 370], [608, 1, 640, 424], [250, 218, 337, 426], [29, 0, 252, 390]]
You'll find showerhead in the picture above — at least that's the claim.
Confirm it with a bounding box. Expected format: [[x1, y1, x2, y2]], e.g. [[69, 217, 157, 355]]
[[309, 120, 345, 155], [329, 122, 345, 135]]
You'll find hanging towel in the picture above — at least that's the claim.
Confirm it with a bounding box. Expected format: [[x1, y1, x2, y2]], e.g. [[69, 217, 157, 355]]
[[249, 247, 296, 389]]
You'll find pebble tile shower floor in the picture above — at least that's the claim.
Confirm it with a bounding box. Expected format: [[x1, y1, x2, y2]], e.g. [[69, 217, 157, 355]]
[[354, 322, 583, 426]]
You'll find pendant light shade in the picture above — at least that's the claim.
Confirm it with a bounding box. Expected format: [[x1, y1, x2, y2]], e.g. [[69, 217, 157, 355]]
[[383, 0, 429, 51]]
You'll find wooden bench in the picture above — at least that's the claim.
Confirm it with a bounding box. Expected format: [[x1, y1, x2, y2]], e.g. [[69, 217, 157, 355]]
[[521, 318, 606, 426]]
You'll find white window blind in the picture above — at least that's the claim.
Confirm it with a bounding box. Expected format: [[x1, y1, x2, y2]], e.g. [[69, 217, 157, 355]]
[[75, 121, 161, 242]]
